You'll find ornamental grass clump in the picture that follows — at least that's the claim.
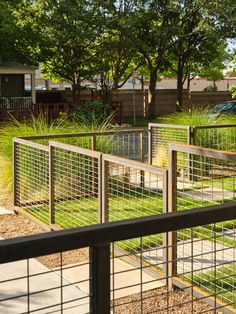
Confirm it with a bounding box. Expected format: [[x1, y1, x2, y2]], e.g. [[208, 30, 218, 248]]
[[153, 106, 236, 168], [0, 113, 114, 195], [157, 105, 222, 126]]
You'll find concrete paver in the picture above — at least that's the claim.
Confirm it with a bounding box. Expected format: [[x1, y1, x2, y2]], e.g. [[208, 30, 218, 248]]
[[143, 239, 236, 274], [0, 206, 13, 215], [55, 258, 165, 300], [0, 255, 89, 314]]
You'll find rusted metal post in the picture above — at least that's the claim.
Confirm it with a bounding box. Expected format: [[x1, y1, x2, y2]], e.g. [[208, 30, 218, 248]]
[[91, 135, 97, 197], [148, 125, 153, 165]]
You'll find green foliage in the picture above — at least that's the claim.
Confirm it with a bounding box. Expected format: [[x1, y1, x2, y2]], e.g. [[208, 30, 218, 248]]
[[157, 106, 221, 127], [74, 100, 112, 123], [0, 113, 113, 193], [229, 85, 236, 99]]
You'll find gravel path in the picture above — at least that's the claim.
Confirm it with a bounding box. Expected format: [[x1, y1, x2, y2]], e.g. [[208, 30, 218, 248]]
[[113, 287, 213, 313], [0, 214, 89, 268]]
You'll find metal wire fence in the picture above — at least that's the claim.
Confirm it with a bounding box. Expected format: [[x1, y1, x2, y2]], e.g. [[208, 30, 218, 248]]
[[103, 154, 167, 268], [14, 138, 165, 232], [0, 249, 91, 313], [24, 128, 147, 161], [50, 141, 102, 229], [149, 123, 236, 169], [149, 123, 191, 167], [1, 203, 236, 313], [14, 139, 49, 225], [168, 143, 236, 310], [193, 125, 236, 152]]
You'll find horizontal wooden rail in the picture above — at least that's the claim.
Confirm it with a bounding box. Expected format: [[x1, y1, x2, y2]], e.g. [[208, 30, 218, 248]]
[[13, 137, 49, 152], [18, 128, 145, 141], [169, 143, 236, 161]]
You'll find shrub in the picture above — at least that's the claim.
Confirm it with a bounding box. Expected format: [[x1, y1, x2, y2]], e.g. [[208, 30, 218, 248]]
[[229, 85, 236, 99], [157, 105, 221, 126], [74, 100, 111, 122], [0, 113, 114, 194]]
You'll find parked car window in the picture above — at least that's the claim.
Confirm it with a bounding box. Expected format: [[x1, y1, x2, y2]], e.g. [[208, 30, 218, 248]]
[[210, 102, 236, 113]]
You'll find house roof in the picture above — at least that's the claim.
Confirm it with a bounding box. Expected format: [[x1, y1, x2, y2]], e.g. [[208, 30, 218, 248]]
[[0, 62, 37, 70], [0, 62, 37, 75]]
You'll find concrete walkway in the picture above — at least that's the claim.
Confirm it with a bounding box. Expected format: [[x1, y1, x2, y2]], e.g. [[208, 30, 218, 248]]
[[0, 258, 89, 314], [0, 232, 164, 313], [0, 206, 13, 215], [55, 258, 164, 301], [143, 239, 236, 274]]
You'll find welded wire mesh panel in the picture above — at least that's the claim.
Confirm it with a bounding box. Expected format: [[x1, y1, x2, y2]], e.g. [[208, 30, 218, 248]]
[[29, 130, 146, 161], [175, 150, 236, 210], [173, 224, 236, 312], [149, 124, 190, 168], [0, 249, 91, 313], [111, 237, 215, 313], [194, 125, 236, 152], [110, 133, 143, 160], [51, 144, 101, 229], [104, 156, 167, 273], [14, 141, 49, 224], [169, 145, 236, 311]]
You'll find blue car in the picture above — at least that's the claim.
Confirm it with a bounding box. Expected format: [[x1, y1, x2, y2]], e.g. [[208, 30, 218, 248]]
[[210, 100, 236, 115]]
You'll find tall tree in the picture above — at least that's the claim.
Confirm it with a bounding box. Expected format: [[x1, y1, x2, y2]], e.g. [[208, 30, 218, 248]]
[[116, 0, 181, 117], [14, 0, 105, 104]]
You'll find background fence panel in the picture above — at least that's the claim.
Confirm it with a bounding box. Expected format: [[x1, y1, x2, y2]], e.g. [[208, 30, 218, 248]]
[[193, 124, 236, 152], [14, 138, 50, 225], [49, 141, 102, 229], [22, 129, 147, 161], [148, 123, 191, 167]]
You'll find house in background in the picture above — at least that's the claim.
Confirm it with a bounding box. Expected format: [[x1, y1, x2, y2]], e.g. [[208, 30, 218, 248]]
[[0, 61, 37, 108]]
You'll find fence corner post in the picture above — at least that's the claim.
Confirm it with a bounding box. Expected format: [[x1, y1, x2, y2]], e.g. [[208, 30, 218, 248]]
[[49, 143, 55, 227], [167, 146, 178, 290], [13, 140, 18, 206], [101, 157, 109, 223]]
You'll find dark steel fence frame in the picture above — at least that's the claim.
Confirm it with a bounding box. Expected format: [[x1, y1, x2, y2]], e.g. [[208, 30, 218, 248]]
[[0, 203, 236, 313]]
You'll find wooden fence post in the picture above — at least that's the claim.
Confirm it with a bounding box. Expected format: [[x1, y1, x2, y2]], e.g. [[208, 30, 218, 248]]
[[140, 131, 145, 188], [167, 147, 178, 289], [49, 143, 55, 227], [101, 158, 109, 223], [13, 140, 18, 206]]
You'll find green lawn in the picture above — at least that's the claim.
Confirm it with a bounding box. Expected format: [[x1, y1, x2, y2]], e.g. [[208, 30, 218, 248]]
[[184, 263, 236, 307], [24, 189, 235, 250]]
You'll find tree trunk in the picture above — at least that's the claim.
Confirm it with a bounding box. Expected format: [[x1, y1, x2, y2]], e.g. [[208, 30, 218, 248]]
[[72, 75, 81, 107], [148, 69, 157, 118], [176, 59, 185, 111], [187, 72, 191, 107]]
